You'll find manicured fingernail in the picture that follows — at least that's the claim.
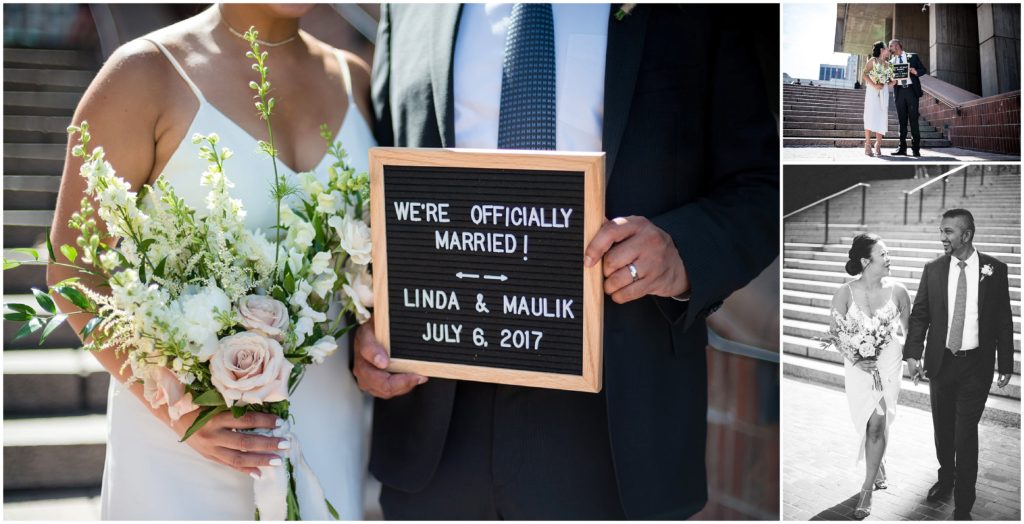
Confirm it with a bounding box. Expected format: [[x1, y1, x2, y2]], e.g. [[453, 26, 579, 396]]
[[278, 440, 291, 450], [584, 256, 593, 267], [250, 472, 261, 480], [269, 458, 283, 467], [274, 419, 284, 428], [417, 376, 428, 385], [374, 354, 388, 368]]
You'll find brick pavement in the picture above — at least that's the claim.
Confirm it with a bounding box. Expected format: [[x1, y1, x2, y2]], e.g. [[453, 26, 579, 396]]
[[784, 377, 1020, 521]]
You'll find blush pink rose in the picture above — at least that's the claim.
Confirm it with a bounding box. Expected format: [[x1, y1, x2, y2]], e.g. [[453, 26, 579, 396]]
[[142, 366, 199, 422], [236, 295, 289, 341], [210, 332, 293, 406]]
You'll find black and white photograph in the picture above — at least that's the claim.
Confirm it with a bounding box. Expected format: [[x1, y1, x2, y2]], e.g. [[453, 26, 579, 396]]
[[782, 164, 1021, 520]]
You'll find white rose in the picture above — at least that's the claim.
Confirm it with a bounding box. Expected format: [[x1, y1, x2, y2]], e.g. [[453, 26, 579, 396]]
[[176, 286, 231, 361], [309, 252, 333, 275], [236, 295, 289, 341], [329, 215, 372, 266], [307, 335, 338, 364], [210, 332, 293, 406]]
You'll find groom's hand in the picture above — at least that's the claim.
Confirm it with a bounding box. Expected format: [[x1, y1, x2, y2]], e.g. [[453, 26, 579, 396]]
[[997, 374, 1011, 388], [584, 216, 689, 304], [909, 67, 918, 76], [354, 318, 428, 399], [907, 358, 923, 385]]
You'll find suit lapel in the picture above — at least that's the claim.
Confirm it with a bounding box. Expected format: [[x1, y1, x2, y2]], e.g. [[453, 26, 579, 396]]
[[429, 4, 463, 148], [937, 255, 951, 334], [602, 4, 649, 181], [977, 252, 989, 316]]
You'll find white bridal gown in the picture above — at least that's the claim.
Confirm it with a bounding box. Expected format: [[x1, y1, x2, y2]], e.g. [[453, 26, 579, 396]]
[[840, 285, 903, 463], [99, 38, 375, 520], [862, 59, 890, 135]]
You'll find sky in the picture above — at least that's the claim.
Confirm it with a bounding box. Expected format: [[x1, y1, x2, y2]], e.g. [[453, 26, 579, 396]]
[[783, 2, 854, 79]]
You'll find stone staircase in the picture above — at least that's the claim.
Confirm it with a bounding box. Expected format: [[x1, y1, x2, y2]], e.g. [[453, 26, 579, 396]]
[[783, 169, 1022, 426], [2, 47, 109, 499], [783, 84, 953, 149]]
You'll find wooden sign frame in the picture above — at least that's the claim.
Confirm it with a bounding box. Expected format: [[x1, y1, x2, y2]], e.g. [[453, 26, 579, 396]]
[[892, 62, 910, 85], [369, 147, 605, 393]]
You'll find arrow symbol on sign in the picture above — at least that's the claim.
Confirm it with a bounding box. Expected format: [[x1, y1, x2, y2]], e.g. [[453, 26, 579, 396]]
[[483, 274, 508, 282], [456, 272, 481, 279]]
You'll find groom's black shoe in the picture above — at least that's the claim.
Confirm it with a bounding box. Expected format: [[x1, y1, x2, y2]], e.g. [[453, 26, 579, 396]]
[[892, 148, 908, 156], [912, 149, 921, 157], [953, 510, 973, 520], [927, 481, 954, 502]]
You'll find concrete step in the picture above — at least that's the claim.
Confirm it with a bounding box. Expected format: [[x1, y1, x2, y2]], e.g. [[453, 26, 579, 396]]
[[2, 245, 49, 294], [4, 176, 61, 211], [784, 225, 1020, 244], [782, 353, 1020, 427], [837, 238, 1022, 255], [782, 286, 1023, 317], [794, 242, 1021, 265], [3, 414, 106, 490], [3, 48, 98, 70], [784, 121, 939, 133], [782, 337, 1022, 397], [782, 269, 1023, 301], [783, 137, 953, 148], [785, 114, 908, 126], [784, 249, 1022, 276], [4, 349, 108, 416], [3, 68, 92, 92], [3, 143, 66, 175], [784, 129, 946, 139], [4, 209, 54, 248], [3, 92, 81, 117], [3, 293, 82, 350], [5, 115, 74, 144], [782, 301, 1021, 337]]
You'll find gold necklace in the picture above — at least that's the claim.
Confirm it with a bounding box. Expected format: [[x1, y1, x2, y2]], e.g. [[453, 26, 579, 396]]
[[219, 6, 299, 48]]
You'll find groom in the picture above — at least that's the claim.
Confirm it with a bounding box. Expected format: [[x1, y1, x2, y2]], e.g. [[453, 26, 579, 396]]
[[904, 209, 1014, 520], [355, 3, 778, 519], [888, 38, 927, 157]]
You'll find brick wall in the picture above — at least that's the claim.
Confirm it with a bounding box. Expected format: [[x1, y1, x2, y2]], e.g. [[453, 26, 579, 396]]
[[691, 348, 780, 520], [918, 90, 1021, 155]]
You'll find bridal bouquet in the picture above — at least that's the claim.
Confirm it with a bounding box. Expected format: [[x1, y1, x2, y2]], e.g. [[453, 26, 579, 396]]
[[3, 29, 371, 520], [818, 312, 894, 391], [867, 62, 894, 87]]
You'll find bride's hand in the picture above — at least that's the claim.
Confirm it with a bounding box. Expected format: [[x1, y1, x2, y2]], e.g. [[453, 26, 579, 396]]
[[171, 410, 287, 478], [854, 359, 877, 373]]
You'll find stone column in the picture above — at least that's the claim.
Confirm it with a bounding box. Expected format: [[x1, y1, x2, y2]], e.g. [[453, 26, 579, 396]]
[[893, 3, 929, 72], [977, 3, 1021, 97], [929, 3, 982, 94]]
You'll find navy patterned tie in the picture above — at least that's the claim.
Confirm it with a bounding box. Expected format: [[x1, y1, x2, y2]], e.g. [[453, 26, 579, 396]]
[[497, 3, 556, 150]]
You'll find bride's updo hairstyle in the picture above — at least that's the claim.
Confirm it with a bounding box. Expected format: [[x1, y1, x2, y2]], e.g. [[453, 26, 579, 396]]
[[871, 41, 886, 58], [846, 233, 881, 275]]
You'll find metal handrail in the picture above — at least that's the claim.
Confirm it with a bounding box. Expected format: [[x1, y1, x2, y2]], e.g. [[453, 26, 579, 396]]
[[902, 165, 972, 224], [783, 183, 870, 244], [708, 327, 778, 363]]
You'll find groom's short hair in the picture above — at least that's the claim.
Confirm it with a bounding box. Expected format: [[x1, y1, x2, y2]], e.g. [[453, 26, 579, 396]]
[[889, 38, 902, 50], [943, 208, 976, 235]]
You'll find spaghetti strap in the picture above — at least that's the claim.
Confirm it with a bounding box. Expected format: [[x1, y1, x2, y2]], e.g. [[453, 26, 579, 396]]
[[140, 37, 205, 103], [335, 50, 355, 104]]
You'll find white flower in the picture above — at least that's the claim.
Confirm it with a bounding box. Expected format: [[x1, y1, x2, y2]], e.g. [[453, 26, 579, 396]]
[[297, 172, 325, 197], [139, 364, 199, 422], [286, 248, 305, 276], [286, 219, 316, 251], [311, 272, 337, 299], [236, 295, 289, 341], [981, 264, 994, 281], [329, 215, 372, 265], [210, 331, 293, 406], [289, 280, 313, 311], [316, 190, 342, 214], [306, 336, 338, 364], [309, 252, 333, 275], [175, 285, 232, 361], [294, 316, 314, 346], [98, 250, 120, 272]]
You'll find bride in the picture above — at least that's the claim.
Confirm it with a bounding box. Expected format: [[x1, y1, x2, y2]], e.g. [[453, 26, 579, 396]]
[[829, 233, 911, 519], [47, 4, 375, 519], [862, 41, 894, 157]]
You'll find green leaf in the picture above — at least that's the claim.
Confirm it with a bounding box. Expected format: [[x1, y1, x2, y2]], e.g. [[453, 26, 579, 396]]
[[283, 271, 295, 295], [180, 405, 228, 442], [154, 257, 168, 279], [332, 323, 355, 339], [45, 229, 56, 262], [326, 498, 340, 520], [32, 288, 56, 314], [6, 303, 37, 316], [13, 317, 45, 341], [231, 405, 247, 418], [54, 286, 92, 311], [39, 313, 67, 344], [191, 389, 227, 407], [3, 259, 21, 270], [60, 245, 78, 264], [10, 247, 40, 261], [4, 311, 34, 322], [138, 238, 157, 252], [79, 316, 102, 341]]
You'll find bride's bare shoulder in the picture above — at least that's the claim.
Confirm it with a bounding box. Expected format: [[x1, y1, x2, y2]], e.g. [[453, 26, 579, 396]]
[[831, 283, 853, 312]]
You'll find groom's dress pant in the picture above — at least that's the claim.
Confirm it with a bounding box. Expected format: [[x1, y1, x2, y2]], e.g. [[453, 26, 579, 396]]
[[928, 348, 991, 515], [379, 381, 624, 519], [893, 86, 921, 150]]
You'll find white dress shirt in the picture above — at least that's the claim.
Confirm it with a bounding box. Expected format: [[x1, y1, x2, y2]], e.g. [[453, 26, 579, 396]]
[[946, 249, 980, 350], [452, 3, 609, 151]]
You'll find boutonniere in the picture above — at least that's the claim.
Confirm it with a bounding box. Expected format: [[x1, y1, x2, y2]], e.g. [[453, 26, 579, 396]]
[[614, 3, 636, 21], [980, 264, 994, 281]]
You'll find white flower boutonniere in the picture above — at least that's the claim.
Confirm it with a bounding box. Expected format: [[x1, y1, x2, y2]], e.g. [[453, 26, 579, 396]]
[[980, 264, 994, 282], [614, 3, 636, 21]]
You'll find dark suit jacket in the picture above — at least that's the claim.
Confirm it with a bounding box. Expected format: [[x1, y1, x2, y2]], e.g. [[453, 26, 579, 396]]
[[895, 52, 927, 98], [369, 4, 778, 518], [905, 252, 1015, 379]]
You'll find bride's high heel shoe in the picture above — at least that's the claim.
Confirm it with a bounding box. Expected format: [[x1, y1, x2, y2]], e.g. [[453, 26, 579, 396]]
[[853, 489, 873, 519], [864, 139, 874, 157], [874, 137, 883, 156]]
